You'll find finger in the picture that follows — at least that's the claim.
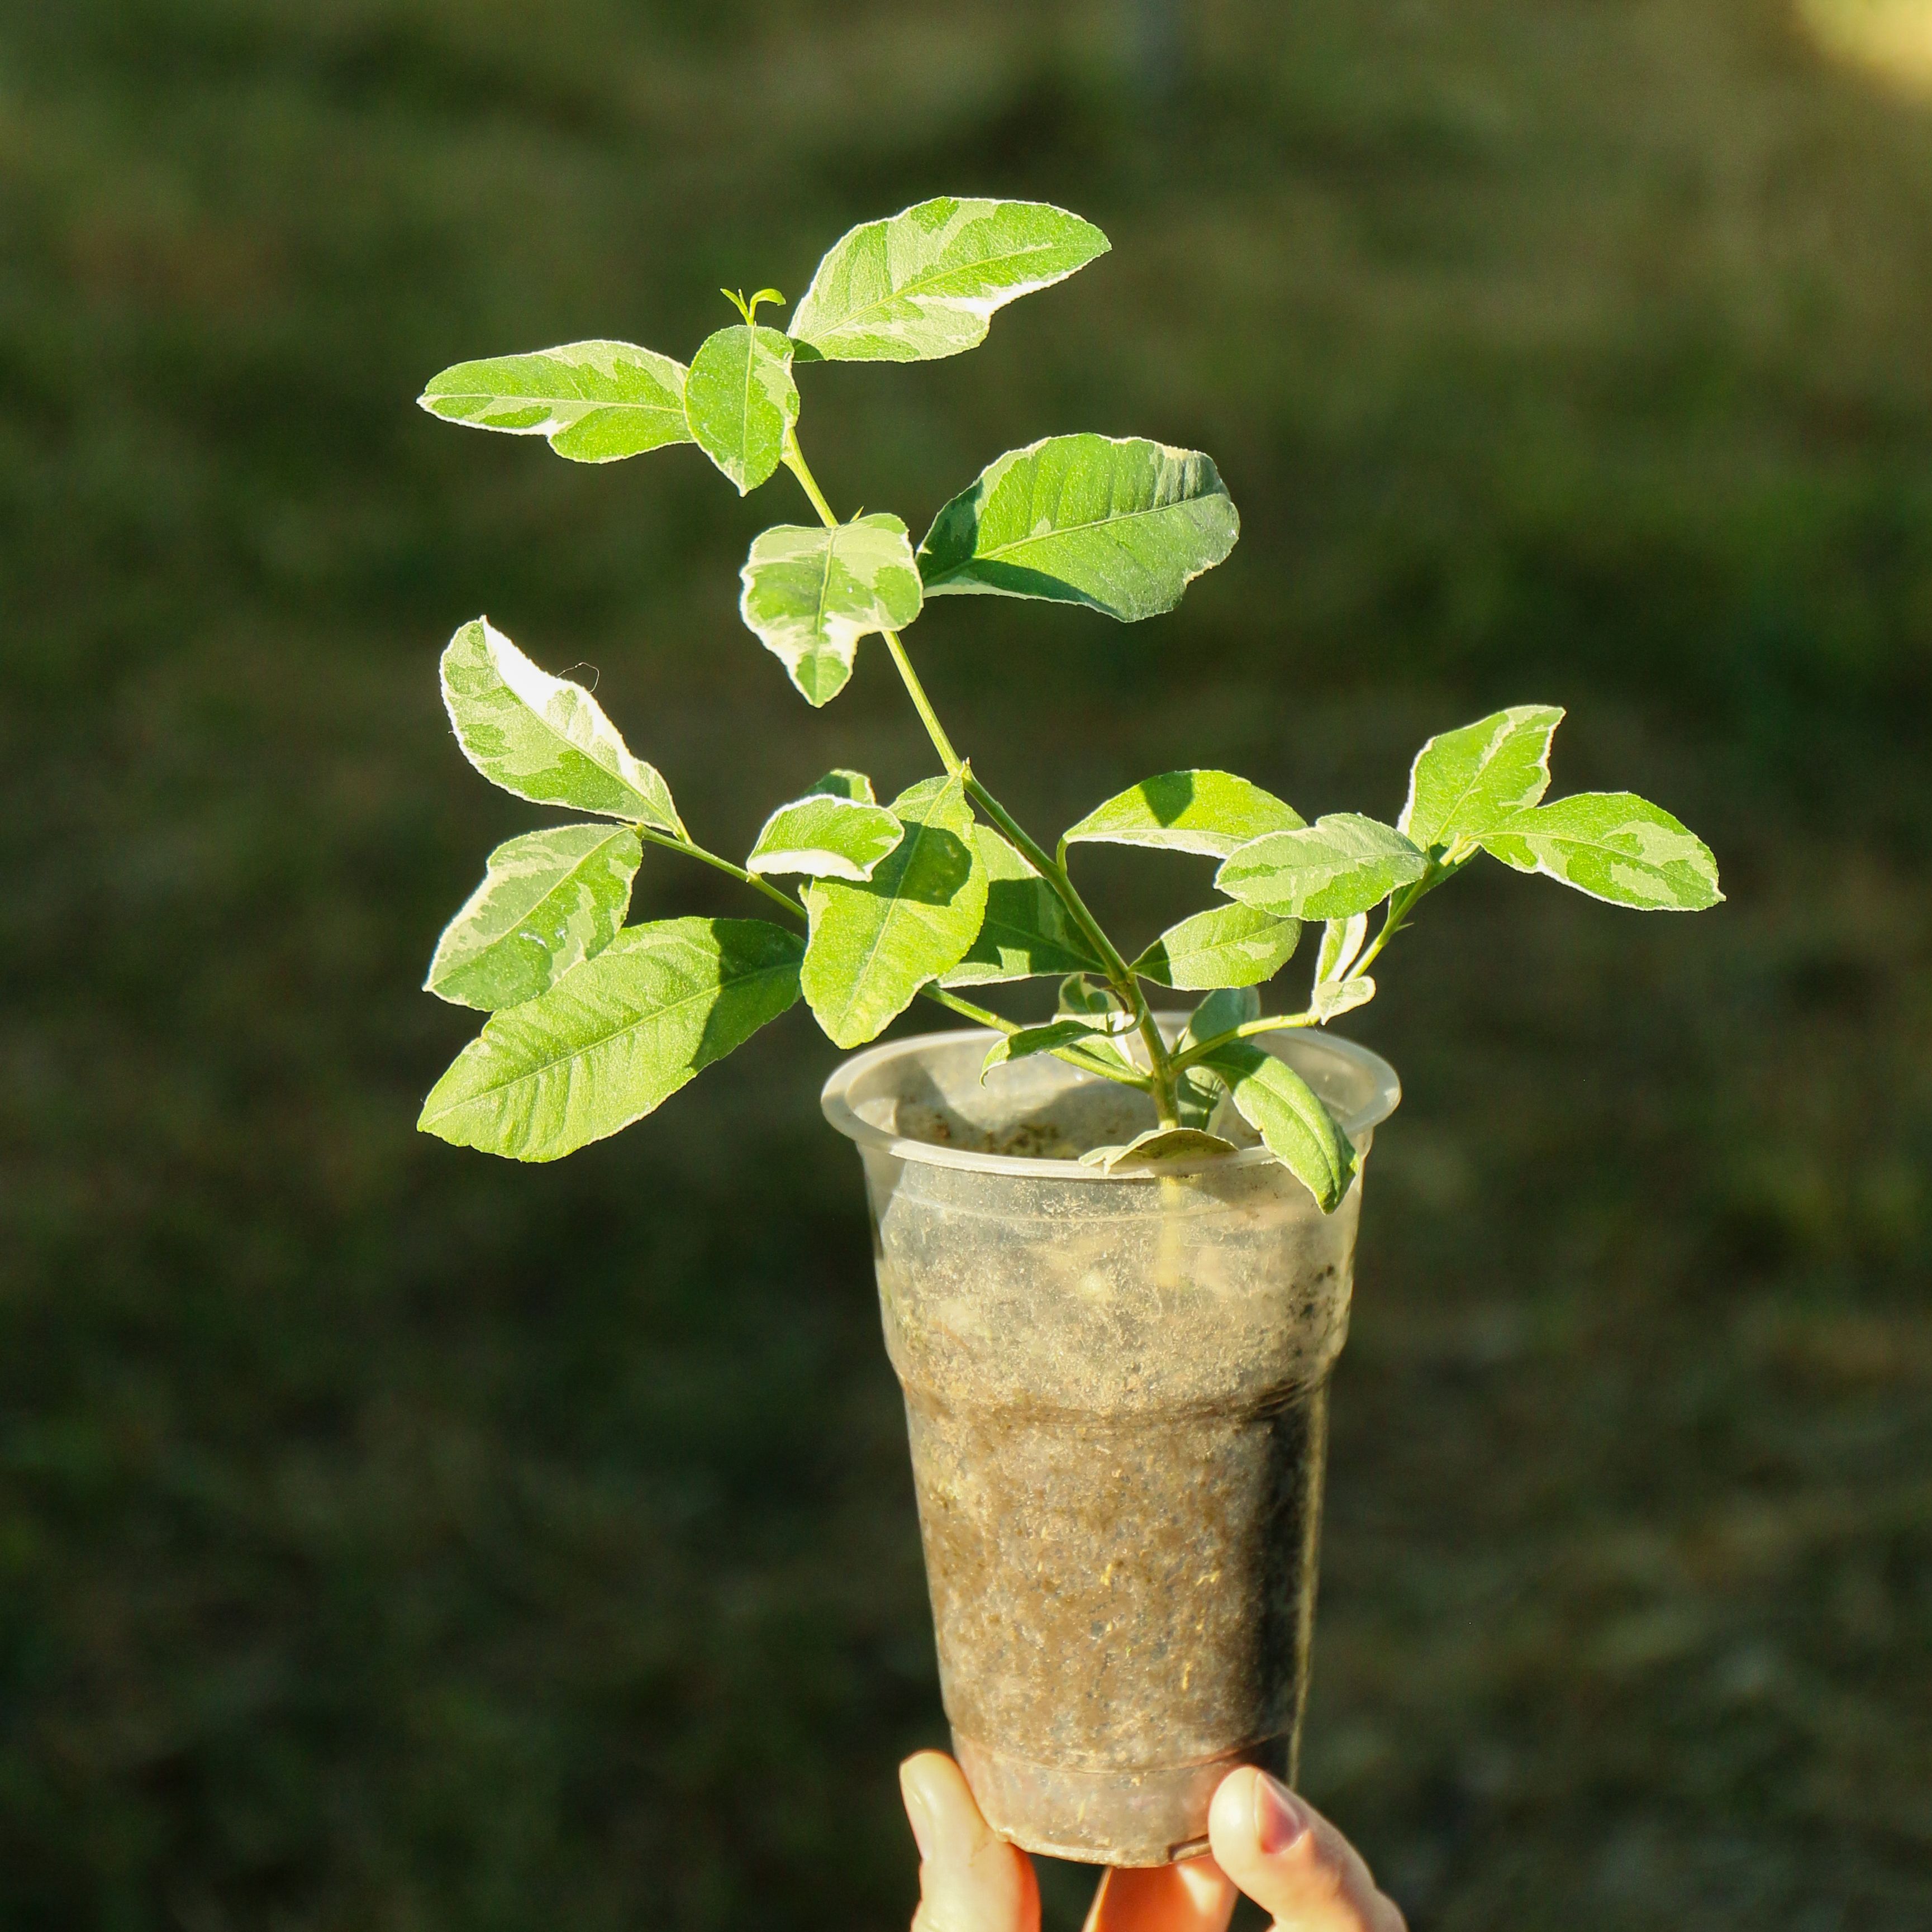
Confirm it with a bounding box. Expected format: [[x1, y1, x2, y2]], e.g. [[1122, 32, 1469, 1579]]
[[1207, 1768, 1406, 1932], [1083, 1853, 1238, 1932], [902, 1750, 1040, 1932]]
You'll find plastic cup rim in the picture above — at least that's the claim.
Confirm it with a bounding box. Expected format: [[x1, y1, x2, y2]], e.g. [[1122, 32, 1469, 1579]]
[[819, 1020, 1402, 1182]]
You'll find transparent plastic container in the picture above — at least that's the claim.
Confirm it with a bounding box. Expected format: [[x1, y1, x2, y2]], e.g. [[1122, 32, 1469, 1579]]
[[821, 1023, 1400, 1867]]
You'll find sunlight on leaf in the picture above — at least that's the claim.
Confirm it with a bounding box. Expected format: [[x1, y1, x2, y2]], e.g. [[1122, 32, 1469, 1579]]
[[419, 341, 692, 463], [792, 197, 1108, 362], [418, 918, 803, 1161], [919, 435, 1239, 620], [425, 824, 641, 1011], [439, 618, 682, 831]]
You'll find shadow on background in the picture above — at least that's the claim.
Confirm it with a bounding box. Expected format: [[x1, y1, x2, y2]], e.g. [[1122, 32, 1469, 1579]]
[[3, 2, 1929, 1926]]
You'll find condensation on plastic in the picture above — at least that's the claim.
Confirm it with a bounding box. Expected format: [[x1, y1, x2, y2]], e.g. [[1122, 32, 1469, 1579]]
[[822, 1024, 1400, 1866]]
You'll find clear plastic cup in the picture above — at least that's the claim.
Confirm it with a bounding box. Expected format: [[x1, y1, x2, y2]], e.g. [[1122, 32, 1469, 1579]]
[[821, 1023, 1400, 1866]]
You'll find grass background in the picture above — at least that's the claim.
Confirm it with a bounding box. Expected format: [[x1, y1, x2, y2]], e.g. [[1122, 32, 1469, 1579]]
[[3, 0, 1930, 1925]]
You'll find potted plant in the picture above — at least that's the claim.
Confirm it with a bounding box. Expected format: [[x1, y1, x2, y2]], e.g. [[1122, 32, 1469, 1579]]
[[412, 198, 1721, 1867]]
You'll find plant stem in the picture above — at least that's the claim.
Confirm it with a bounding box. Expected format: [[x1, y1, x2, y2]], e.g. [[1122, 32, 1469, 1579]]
[[638, 827, 805, 920], [781, 437, 961, 774], [780, 437, 840, 526], [959, 774, 1179, 1124], [920, 986, 1150, 1090], [1348, 874, 1430, 979], [1167, 1009, 1322, 1073], [778, 430, 1178, 1120], [881, 629, 962, 775]]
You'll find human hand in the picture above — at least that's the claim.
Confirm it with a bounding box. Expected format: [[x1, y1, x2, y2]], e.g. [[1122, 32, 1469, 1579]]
[[899, 1751, 1406, 1932]]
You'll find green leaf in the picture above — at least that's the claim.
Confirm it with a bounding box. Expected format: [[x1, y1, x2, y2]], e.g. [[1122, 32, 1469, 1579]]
[[1199, 1041, 1356, 1212], [1059, 973, 1125, 1018], [801, 775, 989, 1049], [806, 768, 876, 803], [1081, 1126, 1239, 1171], [1314, 913, 1369, 987], [418, 917, 803, 1162], [1180, 986, 1259, 1053], [1063, 770, 1303, 860], [1173, 1076, 1224, 1134], [425, 824, 642, 1012], [1133, 902, 1301, 990], [790, 197, 1110, 363], [1481, 793, 1723, 911], [1400, 705, 1564, 855], [917, 435, 1240, 620], [738, 515, 924, 706], [746, 791, 903, 881], [1217, 815, 1427, 920], [1308, 976, 1376, 1023], [417, 341, 692, 463], [1174, 986, 1258, 1130], [440, 618, 682, 831], [683, 323, 798, 494], [981, 1016, 1125, 1080], [940, 826, 1105, 987]]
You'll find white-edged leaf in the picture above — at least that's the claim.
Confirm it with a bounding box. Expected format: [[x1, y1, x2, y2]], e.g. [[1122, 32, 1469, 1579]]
[[1200, 1041, 1355, 1212], [440, 617, 682, 831], [417, 917, 803, 1162], [1080, 1126, 1239, 1171], [747, 792, 903, 881], [1308, 976, 1376, 1023], [1133, 902, 1301, 990], [684, 323, 798, 493], [791, 197, 1109, 363], [1481, 793, 1723, 911], [425, 824, 641, 1012], [1315, 913, 1370, 987], [808, 769, 875, 803], [1217, 815, 1426, 920], [1401, 705, 1564, 855], [981, 1016, 1125, 1080], [801, 775, 988, 1048], [738, 515, 924, 705], [941, 826, 1104, 986], [1064, 770, 1303, 860], [918, 435, 1240, 620], [418, 341, 692, 463]]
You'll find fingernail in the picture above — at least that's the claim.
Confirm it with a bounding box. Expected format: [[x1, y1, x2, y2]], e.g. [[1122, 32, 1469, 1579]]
[[1253, 1771, 1311, 1854], [900, 1762, 935, 1861]]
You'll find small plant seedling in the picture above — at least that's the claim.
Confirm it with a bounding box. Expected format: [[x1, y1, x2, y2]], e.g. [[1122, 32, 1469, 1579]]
[[415, 198, 1721, 1208]]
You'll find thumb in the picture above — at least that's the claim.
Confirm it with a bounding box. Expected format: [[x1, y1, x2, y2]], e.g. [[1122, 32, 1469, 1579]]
[[902, 1751, 1040, 1932], [1206, 1767, 1406, 1932]]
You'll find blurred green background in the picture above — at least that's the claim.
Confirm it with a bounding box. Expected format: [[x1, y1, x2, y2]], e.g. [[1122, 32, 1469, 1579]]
[[4, 1, 1930, 1925]]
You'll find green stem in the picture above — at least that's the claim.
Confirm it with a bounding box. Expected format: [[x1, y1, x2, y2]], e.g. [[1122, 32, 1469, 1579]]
[[779, 429, 1174, 1117], [1167, 1009, 1321, 1074], [1348, 875, 1430, 978], [781, 436, 961, 774], [921, 986, 1150, 1091], [881, 628, 962, 775], [960, 774, 1179, 1124], [781, 437, 840, 526], [638, 826, 804, 921]]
